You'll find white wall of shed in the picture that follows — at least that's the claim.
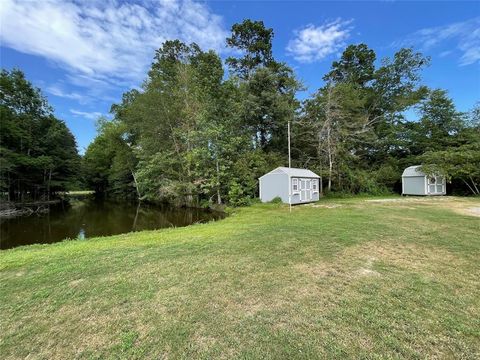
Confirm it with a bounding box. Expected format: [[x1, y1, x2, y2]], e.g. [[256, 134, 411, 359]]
[[402, 176, 427, 195], [259, 173, 289, 203]]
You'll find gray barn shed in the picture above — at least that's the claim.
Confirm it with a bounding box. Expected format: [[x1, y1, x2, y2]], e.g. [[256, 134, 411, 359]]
[[402, 165, 446, 196], [259, 167, 321, 204]]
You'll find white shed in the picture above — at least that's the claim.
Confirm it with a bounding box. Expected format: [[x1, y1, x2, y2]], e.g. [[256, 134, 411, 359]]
[[259, 167, 321, 204], [402, 165, 446, 196]]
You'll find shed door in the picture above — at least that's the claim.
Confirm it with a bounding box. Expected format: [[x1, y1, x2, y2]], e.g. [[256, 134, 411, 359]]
[[428, 176, 436, 194], [428, 176, 445, 194], [436, 177, 445, 194], [300, 179, 312, 201]]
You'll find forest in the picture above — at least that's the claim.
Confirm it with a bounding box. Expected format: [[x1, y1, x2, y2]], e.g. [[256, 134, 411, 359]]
[[0, 69, 80, 202], [1, 20, 479, 206]]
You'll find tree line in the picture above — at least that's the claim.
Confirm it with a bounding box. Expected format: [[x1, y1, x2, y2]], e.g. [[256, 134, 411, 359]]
[[0, 69, 80, 202], [1, 20, 478, 205], [84, 20, 478, 204]]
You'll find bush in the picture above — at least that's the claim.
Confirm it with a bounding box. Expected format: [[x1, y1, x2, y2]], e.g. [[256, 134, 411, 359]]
[[228, 181, 251, 207], [336, 167, 394, 195]]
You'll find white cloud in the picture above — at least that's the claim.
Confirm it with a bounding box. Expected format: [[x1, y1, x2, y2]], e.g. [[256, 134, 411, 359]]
[[70, 109, 105, 121], [286, 19, 353, 63], [398, 17, 480, 66], [0, 0, 228, 91], [47, 85, 89, 103]]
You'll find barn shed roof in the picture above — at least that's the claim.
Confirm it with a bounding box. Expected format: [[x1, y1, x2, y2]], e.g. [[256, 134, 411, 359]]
[[260, 167, 320, 179], [402, 165, 425, 177]]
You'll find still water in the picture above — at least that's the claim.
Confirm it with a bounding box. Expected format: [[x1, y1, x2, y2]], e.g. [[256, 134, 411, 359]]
[[0, 198, 225, 250]]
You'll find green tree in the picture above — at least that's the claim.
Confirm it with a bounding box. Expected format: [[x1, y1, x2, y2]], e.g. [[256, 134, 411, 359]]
[[415, 89, 465, 151], [419, 100, 479, 195], [226, 20, 301, 152], [0, 69, 79, 201], [242, 64, 300, 149], [323, 44, 376, 86], [113, 41, 241, 205], [83, 118, 138, 199], [107, 36, 289, 206], [226, 19, 274, 79], [300, 46, 430, 193], [421, 141, 480, 195]]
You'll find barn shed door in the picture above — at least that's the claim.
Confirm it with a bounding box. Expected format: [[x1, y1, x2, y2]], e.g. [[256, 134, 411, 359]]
[[436, 177, 445, 193], [300, 179, 312, 201], [428, 176, 445, 194]]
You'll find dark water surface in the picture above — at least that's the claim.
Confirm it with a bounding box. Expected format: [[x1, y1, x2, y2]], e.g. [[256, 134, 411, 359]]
[[0, 198, 225, 250]]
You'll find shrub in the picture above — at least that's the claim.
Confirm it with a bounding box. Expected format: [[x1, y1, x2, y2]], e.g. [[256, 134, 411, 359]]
[[228, 181, 251, 207]]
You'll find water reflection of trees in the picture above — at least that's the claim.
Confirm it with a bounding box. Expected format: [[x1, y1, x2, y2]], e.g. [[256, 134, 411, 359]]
[[0, 199, 224, 249]]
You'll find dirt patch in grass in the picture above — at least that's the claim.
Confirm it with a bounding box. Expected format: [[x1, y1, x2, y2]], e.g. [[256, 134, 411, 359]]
[[295, 240, 469, 285], [309, 204, 342, 209], [230, 298, 267, 317], [355, 257, 381, 277], [467, 207, 480, 217], [54, 304, 118, 348], [352, 241, 475, 283], [356, 267, 381, 277], [192, 332, 217, 352], [364, 196, 480, 218], [454, 206, 480, 218], [365, 197, 450, 203], [68, 278, 85, 287]]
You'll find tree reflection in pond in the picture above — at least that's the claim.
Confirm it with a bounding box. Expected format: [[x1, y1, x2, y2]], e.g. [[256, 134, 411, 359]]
[[0, 198, 225, 249]]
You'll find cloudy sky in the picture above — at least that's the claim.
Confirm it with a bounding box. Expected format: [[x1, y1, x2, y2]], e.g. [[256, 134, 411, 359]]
[[1, 0, 479, 152]]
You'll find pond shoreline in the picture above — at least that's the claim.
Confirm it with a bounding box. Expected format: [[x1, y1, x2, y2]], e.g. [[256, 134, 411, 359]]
[[1, 192, 226, 220], [0, 197, 225, 250], [0, 199, 65, 219]]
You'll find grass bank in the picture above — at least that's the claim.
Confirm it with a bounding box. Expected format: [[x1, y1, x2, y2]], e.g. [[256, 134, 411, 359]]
[[1, 197, 479, 359]]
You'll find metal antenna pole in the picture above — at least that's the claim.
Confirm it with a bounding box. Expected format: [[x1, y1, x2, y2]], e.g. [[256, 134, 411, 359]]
[[288, 120, 291, 168], [288, 120, 292, 213]]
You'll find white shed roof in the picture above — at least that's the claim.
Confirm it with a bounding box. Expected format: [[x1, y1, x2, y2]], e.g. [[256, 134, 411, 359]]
[[260, 167, 320, 179], [402, 165, 425, 177]]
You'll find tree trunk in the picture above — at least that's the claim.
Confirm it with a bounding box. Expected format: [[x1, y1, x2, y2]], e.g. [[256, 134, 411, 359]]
[[47, 168, 52, 202], [469, 176, 479, 195], [462, 178, 478, 195], [324, 85, 335, 192], [43, 168, 47, 201], [131, 170, 141, 200], [7, 173, 11, 202]]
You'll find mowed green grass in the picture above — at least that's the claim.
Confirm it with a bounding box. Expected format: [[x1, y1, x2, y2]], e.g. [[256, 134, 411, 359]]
[[1, 197, 479, 359]]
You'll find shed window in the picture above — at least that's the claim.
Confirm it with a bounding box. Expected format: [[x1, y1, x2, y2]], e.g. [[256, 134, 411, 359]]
[[292, 178, 298, 192], [428, 177, 436, 185], [312, 179, 318, 192]]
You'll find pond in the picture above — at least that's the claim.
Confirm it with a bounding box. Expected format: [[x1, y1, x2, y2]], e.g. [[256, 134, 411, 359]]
[[0, 197, 225, 250]]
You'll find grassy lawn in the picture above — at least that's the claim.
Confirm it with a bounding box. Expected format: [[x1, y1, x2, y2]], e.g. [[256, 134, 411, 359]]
[[1, 196, 479, 359]]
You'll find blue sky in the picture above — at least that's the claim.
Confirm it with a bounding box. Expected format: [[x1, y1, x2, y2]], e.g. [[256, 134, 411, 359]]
[[1, 0, 479, 153]]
